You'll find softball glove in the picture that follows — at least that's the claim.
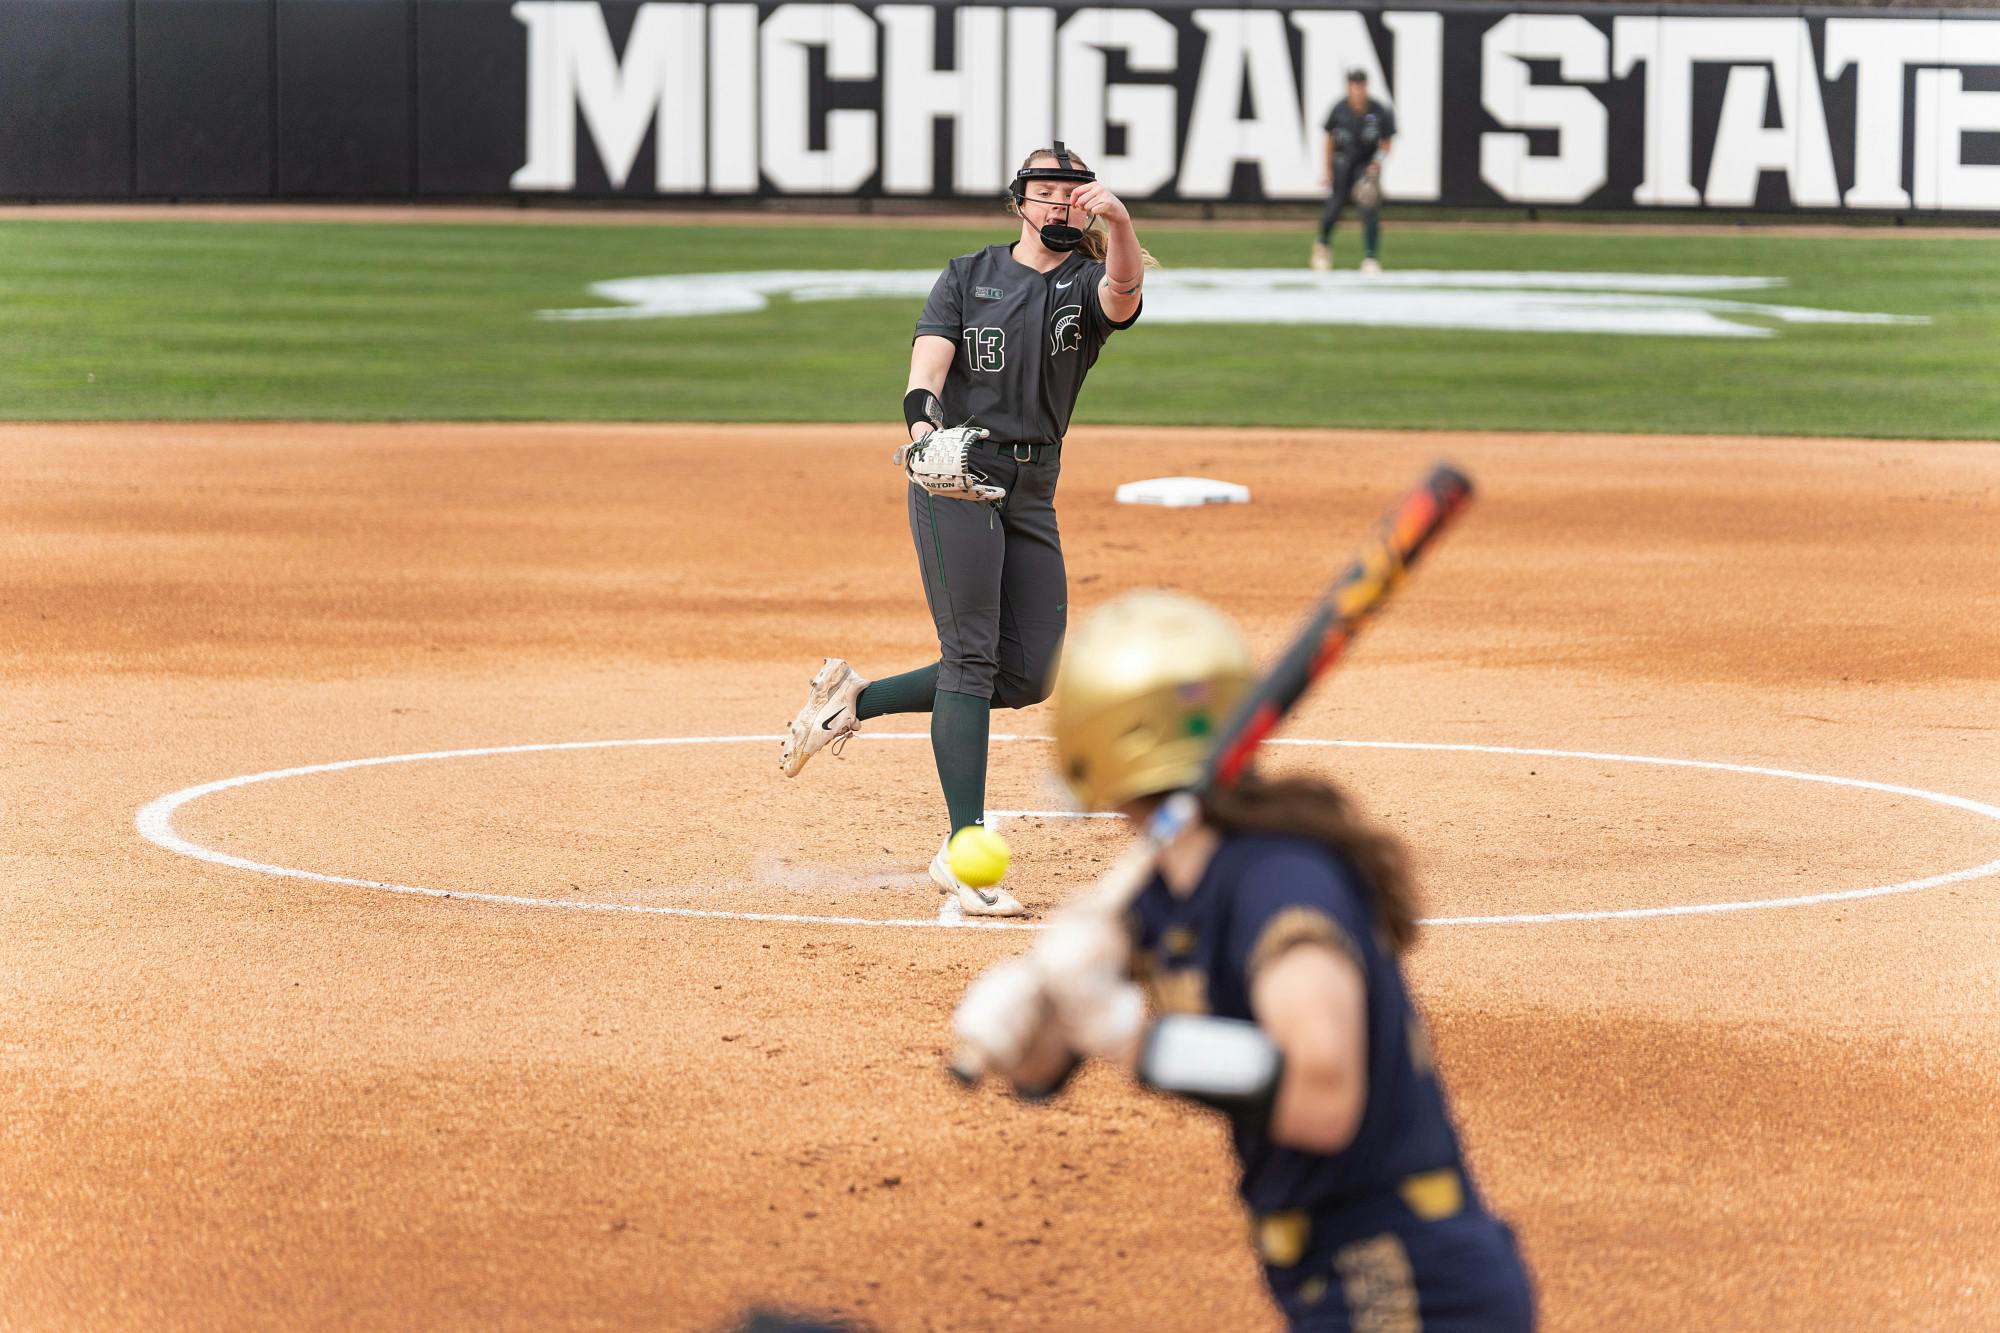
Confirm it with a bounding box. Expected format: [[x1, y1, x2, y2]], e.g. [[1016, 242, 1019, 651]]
[[896, 425, 1006, 503]]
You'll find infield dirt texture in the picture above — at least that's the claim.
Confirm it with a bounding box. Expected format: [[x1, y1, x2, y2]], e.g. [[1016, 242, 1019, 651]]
[[3, 215, 1998, 1331]]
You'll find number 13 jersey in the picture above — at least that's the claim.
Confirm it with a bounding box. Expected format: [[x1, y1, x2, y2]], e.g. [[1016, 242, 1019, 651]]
[[914, 243, 1142, 448]]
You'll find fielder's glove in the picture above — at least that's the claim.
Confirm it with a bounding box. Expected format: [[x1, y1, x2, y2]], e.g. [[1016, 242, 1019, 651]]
[[896, 425, 1007, 503]]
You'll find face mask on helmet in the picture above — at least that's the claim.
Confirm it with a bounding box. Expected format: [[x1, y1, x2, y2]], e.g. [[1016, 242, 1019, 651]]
[[1011, 141, 1097, 253]]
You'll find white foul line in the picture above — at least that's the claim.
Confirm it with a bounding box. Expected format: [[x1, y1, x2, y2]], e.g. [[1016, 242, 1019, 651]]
[[134, 735, 1041, 931], [133, 734, 2000, 930], [1260, 740, 2000, 924]]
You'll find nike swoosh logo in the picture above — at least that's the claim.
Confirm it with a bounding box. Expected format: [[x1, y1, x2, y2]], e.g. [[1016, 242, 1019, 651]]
[[820, 709, 847, 731], [1054, 280, 1073, 290]]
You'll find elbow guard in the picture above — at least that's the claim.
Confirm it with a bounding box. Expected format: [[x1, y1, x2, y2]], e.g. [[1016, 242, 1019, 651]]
[[1137, 1015, 1282, 1135]]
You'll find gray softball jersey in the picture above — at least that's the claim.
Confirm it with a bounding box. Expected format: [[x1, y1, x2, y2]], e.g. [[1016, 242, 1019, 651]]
[[914, 244, 1142, 447], [1326, 98, 1396, 166]]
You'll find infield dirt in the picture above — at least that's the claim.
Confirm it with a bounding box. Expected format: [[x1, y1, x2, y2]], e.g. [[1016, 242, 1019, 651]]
[[4, 423, 1997, 1330]]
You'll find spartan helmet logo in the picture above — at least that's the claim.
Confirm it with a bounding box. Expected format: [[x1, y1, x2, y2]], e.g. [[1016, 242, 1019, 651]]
[[1050, 304, 1083, 355]]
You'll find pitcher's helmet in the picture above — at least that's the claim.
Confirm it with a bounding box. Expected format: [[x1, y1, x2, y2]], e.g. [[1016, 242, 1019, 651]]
[[1009, 142, 1097, 253]]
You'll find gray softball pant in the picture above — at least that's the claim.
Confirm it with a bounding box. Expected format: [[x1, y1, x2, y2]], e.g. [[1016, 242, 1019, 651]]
[[907, 446, 1066, 708]]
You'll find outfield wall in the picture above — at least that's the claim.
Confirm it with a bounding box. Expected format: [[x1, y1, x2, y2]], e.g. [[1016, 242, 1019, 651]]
[[3, 0, 1997, 214]]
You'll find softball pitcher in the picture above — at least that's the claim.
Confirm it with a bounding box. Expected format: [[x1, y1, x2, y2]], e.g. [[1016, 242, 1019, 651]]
[[779, 144, 1154, 917], [954, 593, 1535, 1329]]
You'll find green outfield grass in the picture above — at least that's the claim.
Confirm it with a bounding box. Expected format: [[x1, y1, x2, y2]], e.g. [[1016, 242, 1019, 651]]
[[1, 218, 1994, 437]]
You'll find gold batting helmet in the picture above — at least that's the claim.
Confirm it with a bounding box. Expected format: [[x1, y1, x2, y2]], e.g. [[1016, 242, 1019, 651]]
[[1052, 591, 1255, 812]]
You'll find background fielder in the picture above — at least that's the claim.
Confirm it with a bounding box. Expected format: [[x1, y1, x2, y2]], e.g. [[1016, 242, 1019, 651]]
[[1313, 69, 1396, 275], [779, 144, 1152, 917]]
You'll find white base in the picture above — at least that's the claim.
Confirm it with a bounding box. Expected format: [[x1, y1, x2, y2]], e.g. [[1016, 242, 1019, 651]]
[[1114, 476, 1250, 508]]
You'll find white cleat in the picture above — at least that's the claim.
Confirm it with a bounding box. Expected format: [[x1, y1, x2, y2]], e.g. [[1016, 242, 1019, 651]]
[[1309, 242, 1331, 273], [930, 839, 1026, 918], [780, 658, 868, 778], [1359, 257, 1382, 276]]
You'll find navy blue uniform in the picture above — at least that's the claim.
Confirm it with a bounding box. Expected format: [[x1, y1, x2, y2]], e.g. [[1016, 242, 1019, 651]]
[[1130, 832, 1534, 1331]]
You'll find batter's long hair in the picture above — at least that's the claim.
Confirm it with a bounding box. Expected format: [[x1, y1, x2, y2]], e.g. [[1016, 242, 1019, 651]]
[[1009, 147, 1161, 269], [1202, 772, 1421, 954]]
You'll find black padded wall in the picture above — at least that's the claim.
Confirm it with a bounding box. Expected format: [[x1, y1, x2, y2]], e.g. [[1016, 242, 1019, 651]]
[[0, 0, 133, 198], [4, 0, 1996, 213], [135, 0, 275, 196], [276, 0, 414, 196]]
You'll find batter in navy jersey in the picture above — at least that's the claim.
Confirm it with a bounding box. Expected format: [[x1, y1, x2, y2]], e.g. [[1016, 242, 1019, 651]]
[[952, 591, 1534, 1330], [779, 144, 1153, 919], [1129, 832, 1532, 1330]]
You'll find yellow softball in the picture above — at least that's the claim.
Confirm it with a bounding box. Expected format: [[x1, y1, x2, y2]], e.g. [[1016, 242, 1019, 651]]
[[947, 826, 1012, 888]]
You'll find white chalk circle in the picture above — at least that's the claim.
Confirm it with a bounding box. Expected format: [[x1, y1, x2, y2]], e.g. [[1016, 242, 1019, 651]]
[[135, 735, 2000, 931]]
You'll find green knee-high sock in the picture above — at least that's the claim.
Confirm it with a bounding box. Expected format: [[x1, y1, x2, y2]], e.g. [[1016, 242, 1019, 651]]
[[1363, 210, 1381, 259], [856, 662, 939, 720], [930, 688, 990, 835]]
